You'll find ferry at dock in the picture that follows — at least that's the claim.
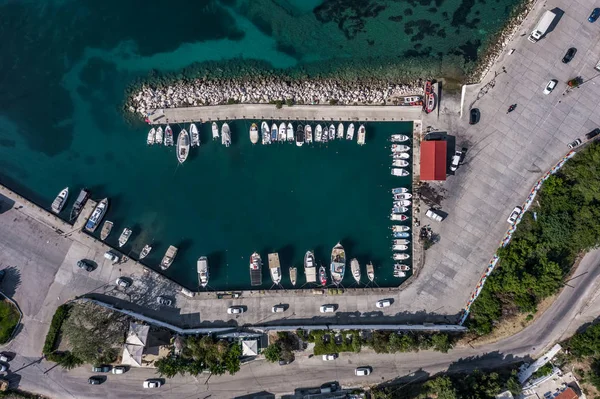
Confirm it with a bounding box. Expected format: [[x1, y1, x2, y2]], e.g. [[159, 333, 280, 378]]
[[249, 252, 262, 286], [330, 242, 346, 285], [85, 198, 108, 233]]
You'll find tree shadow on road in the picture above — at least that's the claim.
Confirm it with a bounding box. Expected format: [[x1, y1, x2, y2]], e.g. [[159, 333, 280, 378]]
[[0, 265, 21, 298]]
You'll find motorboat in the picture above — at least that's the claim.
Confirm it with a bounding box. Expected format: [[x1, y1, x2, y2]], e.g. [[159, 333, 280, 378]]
[[350, 258, 360, 283], [164, 125, 174, 146], [198, 256, 209, 288], [271, 123, 278, 143], [393, 245, 408, 251], [51, 187, 69, 214], [190, 123, 200, 147], [390, 214, 408, 221], [177, 129, 190, 164], [212, 122, 219, 139], [118, 228, 132, 247], [315, 124, 322, 142], [286, 123, 294, 142], [394, 193, 412, 200], [249, 123, 259, 144], [391, 168, 409, 177], [393, 231, 410, 238], [85, 198, 108, 233], [304, 124, 313, 144], [290, 266, 297, 286], [393, 239, 410, 245], [392, 225, 410, 232], [268, 252, 282, 285], [296, 124, 304, 147], [392, 187, 409, 194], [392, 144, 410, 152], [69, 188, 90, 221], [390, 134, 409, 142], [401, 95, 423, 106], [221, 123, 231, 147], [393, 253, 410, 261], [304, 251, 316, 283], [392, 206, 409, 214], [160, 245, 178, 270], [140, 244, 152, 259], [261, 121, 271, 145], [249, 252, 262, 286], [322, 126, 329, 143], [330, 242, 346, 285], [155, 127, 164, 144], [394, 269, 406, 278], [319, 265, 327, 287], [366, 262, 374, 282], [395, 264, 411, 272], [392, 152, 410, 160], [337, 123, 344, 139], [100, 220, 113, 240], [278, 123, 287, 141], [147, 128, 156, 145], [393, 160, 409, 167], [328, 124, 335, 141], [394, 199, 411, 207], [346, 123, 355, 140], [426, 91, 436, 114], [357, 125, 366, 145]]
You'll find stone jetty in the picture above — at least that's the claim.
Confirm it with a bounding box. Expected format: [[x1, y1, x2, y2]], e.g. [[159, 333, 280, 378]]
[[128, 76, 424, 117]]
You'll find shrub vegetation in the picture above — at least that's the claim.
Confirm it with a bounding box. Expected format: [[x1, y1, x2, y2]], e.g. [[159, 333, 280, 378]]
[[0, 300, 20, 344]]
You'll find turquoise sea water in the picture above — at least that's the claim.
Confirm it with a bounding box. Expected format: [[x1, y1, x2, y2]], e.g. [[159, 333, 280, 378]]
[[0, 0, 521, 289]]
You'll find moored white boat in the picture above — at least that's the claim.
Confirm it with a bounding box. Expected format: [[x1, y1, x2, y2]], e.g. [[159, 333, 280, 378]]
[[221, 123, 231, 147], [393, 253, 410, 261], [330, 242, 346, 285], [393, 160, 409, 167], [160, 245, 178, 270], [147, 128, 156, 145], [322, 126, 329, 143], [190, 123, 200, 147], [51, 187, 69, 214], [350, 258, 360, 283], [249, 123, 259, 144], [289, 266, 297, 286], [212, 122, 219, 139], [286, 123, 294, 142], [85, 198, 109, 233], [177, 129, 190, 164], [391, 168, 409, 177], [328, 124, 335, 141], [261, 121, 270, 145], [394, 199, 411, 207], [268, 252, 282, 284], [140, 244, 152, 259], [394, 193, 412, 200], [390, 134, 409, 142], [392, 152, 410, 160], [392, 206, 409, 214], [392, 245, 408, 251], [271, 123, 278, 143], [315, 124, 322, 142], [390, 214, 408, 221], [305, 124, 313, 144], [357, 124, 366, 145], [164, 125, 174, 146], [393, 239, 410, 245], [393, 231, 410, 238], [395, 264, 411, 272], [100, 220, 113, 240], [366, 262, 374, 282], [392, 144, 410, 152], [155, 127, 164, 144], [296, 124, 304, 147], [337, 123, 344, 139], [278, 123, 287, 141], [391, 187, 408, 194], [392, 225, 410, 232], [319, 265, 327, 287], [198, 256, 209, 288], [304, 251, 316, 283], [346, 123, 355, 140], [118, 228, 132, 247]]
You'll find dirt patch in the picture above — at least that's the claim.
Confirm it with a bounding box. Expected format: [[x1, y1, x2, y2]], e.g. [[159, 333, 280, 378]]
[[571, 358, 600, 398]]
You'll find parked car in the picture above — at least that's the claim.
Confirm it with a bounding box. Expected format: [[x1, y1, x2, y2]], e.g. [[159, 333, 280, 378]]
[[355, 366, 372, 376], [543, 79, 557, 95], [469, 108, 480, 125], [425, 209, 443, 222], [322, 354, 338, 361], [589, 8, 600, 22], [77, 260, 94, 272], [271, 304, 286, 313], [88, 377, 103, 385], [227, 306, 244, 314], [278, 359, 293, 366], [562, 47, 577, 63], [112, 366, 126, 374], [507, 206, 523, 224], [103, 251, 120, 263], [450, 150, 462, 172], [0, 354, 10, 363], [586, 128, 600, 140], [143, 379, 162, 388], [319, 305, 336, 313], [115, 277, 131, 288], [157, 296, 172, 307], [568, 138, 583, 149], [91, 365, 111, 373], [376, 299, 391, 308], [0, 364, 7, 372]]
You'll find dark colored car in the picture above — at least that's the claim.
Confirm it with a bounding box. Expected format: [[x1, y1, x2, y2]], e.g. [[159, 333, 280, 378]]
[[91, 365, 111, 373], [88, 377, 104, 385], [469, 108, 480, 125], [562, 47, 577, 63], [77, 260, 94, 272], [586, 128, 600, 140], [589, 8, 600, 23], [278, 359, 293, 366]]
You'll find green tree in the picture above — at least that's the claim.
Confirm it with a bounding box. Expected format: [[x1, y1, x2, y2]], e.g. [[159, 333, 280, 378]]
[[155, 357, 187, 378], [224, 343, 242, 375], [431, 334, 453, 353], [424, 376, 458, 399], [263, 344, 282, 363]]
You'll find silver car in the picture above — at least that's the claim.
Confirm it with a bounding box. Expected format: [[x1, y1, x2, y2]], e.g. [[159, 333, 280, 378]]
[[157, 296, 172, 307]]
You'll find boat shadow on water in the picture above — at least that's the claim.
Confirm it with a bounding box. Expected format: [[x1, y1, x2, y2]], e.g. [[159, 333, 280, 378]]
[[206, 250, 227, 280]]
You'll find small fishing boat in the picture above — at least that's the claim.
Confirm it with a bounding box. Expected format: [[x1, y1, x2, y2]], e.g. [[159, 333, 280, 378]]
[[394, 265, 406, 278], [392, 225, 410, 232], [261, 121, 271, 145], [401, 95, 423, 106], [160, 245, 178, 270], [390, 134, 409, 142], [390, 214, 408, 221], [249, 123, 259, 144], [393, 231, 410, 238], [392, 187, 409, 194], [321, 126, 329, 143], [155, 127, 164, 144], [426, 91, 436, 114], [278, 123, 287, 141], [198, 256, 209, 288], [346, 123, 355, 140], [337, 123, 344, 139], [249, 252, 262, 286], [164, 125, 174, 146], [393, 253, 410, 261], [212, 122, 219, 140], [392, 206, 409, 214], [315, 124, 323, 142], [140, 244, 152, 259], [177, 129, 190, 164], [271, 123, 278, 142], [393, 160, 409, 167], [424, 81, 432, 112], [392, 152, 410, 160], [330, 242, 346, 285], [286, 123, 294, 142], [328, 124, 336, 141], [296, 124, 304, 147], [392, 144, 410, 152], [395, 264, 411, 272], [304, 124, 313, 144], [118, 228, 132, 247], [357, 124, 366, 145], [69, 188, 90, 221], [304, 251, 316, 283], [147, 128, 156, 145], [393, 245, 408, 251], [190, 123, 200, 147], [366, 262, 375, 282], [393, 239, 410, 245], [392, 168, 409, 177], [350, 258, 360, 283], [290, 266, 297, 286], [100, 221, 113, 240], [394, 199, 411, 207], [51, 187, 69, 214], [268, 252, 282, 285], [319, 265, 327, 287], [394, 193, 412, 200], [85, 198, 108, 232], [221, 123, 231, 147]]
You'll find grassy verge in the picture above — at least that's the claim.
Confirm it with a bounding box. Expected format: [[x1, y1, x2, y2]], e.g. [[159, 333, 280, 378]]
[[0, 300, 20, 344], [42, 304, 70, 355]]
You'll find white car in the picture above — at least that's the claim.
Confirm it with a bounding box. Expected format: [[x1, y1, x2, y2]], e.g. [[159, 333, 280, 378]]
[[143, 379, 162, 388], [355, 366, 372, 376], [0, 354, 10, 363], [450, 150, 462, 172], [320, 305, 335, 313], [543, 79, 557, 94], [227, 306, 244, 314], [507, 206, 523, 224], [115, 277, 131, 288], [425, 209, 443, 222], [376, 299, 391, 308], [112, 366, 126, 374], [322, 354, 338, 361], [272, 305, 286, 313]]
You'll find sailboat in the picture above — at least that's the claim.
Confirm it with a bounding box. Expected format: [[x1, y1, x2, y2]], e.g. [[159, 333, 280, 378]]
[[221, 123, 231, 147], [278, 123, 287, 141], [304, 124, 313, 144], [319, 265, 327, 287], [315, 124, 322, 142], [212, 122, 219, 140], [350, 258, 360, 283], [261, 121, 271, 145], [296, 124, 304, 147], [118, 228, 132, 247], [330, 242, 346, 285], [271, 123, 278, 143], [100, 221, 113, 240], [198, 256, 209, 288], [289, 266, 297, 286], [249, 123, 259, 144], [69, 189, 90, 221], [140, 244, 152, 259], [357, 125, 366, 145], [190, 123, 200, 147], [147, 128, 156, 145], [177, 129, 190, 164], [164, 125, 174, 146], [51, 187, 69, 214], [337, 123, 344, 139], [346, 123, 355, 141], [366, 262, 375, 282], [286, 123, 294, 142], [155, 126, 164, 145], [328, 124, 336, 141]]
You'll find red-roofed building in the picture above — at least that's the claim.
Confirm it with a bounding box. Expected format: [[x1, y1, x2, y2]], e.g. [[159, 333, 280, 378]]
[[420, 140, 447, 181], [554, 388, 579, 399]]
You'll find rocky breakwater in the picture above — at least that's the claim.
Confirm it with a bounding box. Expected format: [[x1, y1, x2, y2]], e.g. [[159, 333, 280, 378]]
[[127, 76, 424, 117]]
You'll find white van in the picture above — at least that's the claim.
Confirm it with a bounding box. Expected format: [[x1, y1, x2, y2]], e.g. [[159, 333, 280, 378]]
[[104, 251, 120, 263], [425, 209, 443, 222]]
